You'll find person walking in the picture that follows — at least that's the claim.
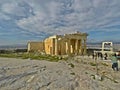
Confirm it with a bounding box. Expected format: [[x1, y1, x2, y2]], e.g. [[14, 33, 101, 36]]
[[111, 53, 118, 71], [117, 51, 120, 69], [104, 53, 108, 60]]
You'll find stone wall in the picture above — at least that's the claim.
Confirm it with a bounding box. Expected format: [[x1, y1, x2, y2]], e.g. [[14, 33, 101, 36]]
[[27, 42, 44, 52], [44, 38, 54, 55]]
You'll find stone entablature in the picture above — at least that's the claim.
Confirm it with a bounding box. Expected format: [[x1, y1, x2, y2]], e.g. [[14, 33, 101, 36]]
[[28, 32, 88, 55]]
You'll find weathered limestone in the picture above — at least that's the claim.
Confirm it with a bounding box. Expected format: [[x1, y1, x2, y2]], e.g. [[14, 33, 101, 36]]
[[28, 32, 88, 55], [44, 32, 88, 55], [27, 41, 44, 52]]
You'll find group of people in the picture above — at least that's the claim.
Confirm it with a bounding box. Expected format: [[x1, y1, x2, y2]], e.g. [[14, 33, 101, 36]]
[[92, 52, 108, 60], [111, 53, 120, 71], [92, 51, 120, 71]]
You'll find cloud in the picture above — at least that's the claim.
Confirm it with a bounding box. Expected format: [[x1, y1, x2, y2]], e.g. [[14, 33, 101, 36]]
[[1, 1, 34, 19], [0, 0, 120, 43], [0, 12, 10, 20], [16, 0, 120, 35]]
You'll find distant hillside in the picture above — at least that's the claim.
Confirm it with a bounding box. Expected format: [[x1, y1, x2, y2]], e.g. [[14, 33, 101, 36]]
[[0, 44, 27, 50]]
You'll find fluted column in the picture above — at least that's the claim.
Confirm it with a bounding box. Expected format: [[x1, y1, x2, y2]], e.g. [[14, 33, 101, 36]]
[[79, 39, 82, 55], [83, 39, 87, 54], [75, 39, 79, 55], [55, 38, 58, 55], [67, 39, 71, 55]]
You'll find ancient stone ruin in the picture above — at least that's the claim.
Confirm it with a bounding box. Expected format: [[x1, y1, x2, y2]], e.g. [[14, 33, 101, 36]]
[[27, 32, 88, 55]]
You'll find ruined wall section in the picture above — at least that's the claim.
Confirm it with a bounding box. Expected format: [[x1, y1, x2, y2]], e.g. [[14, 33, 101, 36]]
[[44, 38, 55, 55], [27, 32, 88, 55], [27, 42, 44, 52]]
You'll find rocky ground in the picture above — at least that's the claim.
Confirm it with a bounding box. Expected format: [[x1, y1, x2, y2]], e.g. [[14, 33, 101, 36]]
[[0, 56, 120, 90]]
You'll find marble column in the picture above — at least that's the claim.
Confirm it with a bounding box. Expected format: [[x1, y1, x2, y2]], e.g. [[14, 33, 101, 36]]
[[65, 42, 68, 54], [55, 38, 58, 55], [75, 39, 79, 55], [67, 39, 71, 55], [79, 39, 82, 55], [83, 39, 86, 54], [52, 38, 55, 55]]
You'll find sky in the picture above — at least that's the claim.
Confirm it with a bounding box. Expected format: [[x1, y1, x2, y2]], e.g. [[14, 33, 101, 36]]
[[0, 0, 120, 45]]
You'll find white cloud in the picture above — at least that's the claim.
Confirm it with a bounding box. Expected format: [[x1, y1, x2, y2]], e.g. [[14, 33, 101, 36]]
[[1, 0, 120, 36], [2, 3, 25, 17], [0, 12, 10, 20]]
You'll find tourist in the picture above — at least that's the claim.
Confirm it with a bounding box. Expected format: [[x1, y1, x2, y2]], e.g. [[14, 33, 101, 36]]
[[100, 53, 103, 60], [92, 53, 94, 59], [104, 53, 108, 60], [94, 52, 97, 60], [111, 53, 118, 71], [117, 51, 120, 69]]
